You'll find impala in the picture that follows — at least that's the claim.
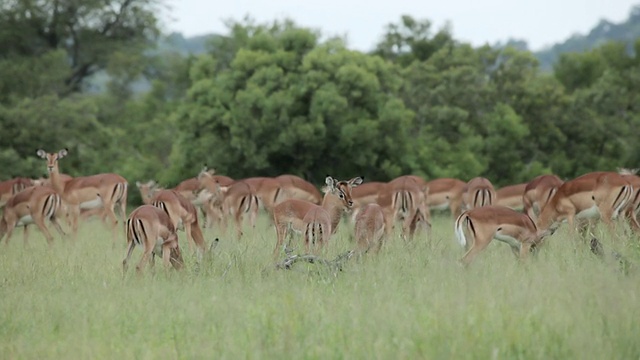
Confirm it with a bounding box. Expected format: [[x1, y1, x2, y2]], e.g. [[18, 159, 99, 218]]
[[242, 177, 284, 217], [197, 170, 258, 236], [536, 171, 633, 235], [149, 189, 207, 255], [461, 177, 496, 211], [0, 185, 66, 245], [522, 174, 564, 222], [354, 203, 386, 255], [36, 149, 128, 243], [0, 177, 34, 208], [377, 175, 430, 240], [495, 183, 527, 211], [454, 205, 548, 265], [272, 176, 363, 257], [349, 181, 386, 223], [275, 174, 323, 205], [196, 169, 235, 230], [425, 178, 466, 217], [123, 205, 183, 274]]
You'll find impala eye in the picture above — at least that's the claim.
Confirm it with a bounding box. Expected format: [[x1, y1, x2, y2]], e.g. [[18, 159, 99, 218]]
[[339, 193, 344, 199]]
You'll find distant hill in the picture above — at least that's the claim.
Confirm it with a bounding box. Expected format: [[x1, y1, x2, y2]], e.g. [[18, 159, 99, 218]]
[[158, 32, 219, 55], [162, 6, 640, 72], [534, 5, 640, 70]]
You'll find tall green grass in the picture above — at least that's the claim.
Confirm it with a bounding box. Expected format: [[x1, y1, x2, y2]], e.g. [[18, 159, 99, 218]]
[[1, 214, 639, 359]]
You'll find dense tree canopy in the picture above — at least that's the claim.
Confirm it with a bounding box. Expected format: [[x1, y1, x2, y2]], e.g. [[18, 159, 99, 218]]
[[1, 2, 640, 204]]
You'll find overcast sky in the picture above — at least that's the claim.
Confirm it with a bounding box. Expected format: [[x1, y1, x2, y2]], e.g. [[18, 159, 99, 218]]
[[163, 0, 636, 51]]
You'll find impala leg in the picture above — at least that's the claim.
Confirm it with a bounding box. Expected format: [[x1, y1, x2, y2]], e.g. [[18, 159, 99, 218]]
[[69, 205, 81, 241], [273, 222, 287, 258], [162, 243, 172, 269], [136, 248, 153, 273], [234, 211, 244, 239], [460, 236, 492, 266], [519, 242, 533, 260], [3, 222, 16, 246], [33, 216, 54, 245], [50, 218, 67, 237], [184, 221, 195, 253], [122, 240, 136, 276], [189, 223, 206, 257]]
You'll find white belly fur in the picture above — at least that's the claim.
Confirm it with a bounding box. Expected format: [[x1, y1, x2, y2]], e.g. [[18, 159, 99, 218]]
[[80, 198, 103, 210], [576, 205, 599, 220], [16, 215, 34, 227], [494, 232, 521, 248], [430, 202, 450, 211]]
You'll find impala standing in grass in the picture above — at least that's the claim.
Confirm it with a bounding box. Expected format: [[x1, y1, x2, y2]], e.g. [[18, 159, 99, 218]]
[[36, 149, 128, 244]]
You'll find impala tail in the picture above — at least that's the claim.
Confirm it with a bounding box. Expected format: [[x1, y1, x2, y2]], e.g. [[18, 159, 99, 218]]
[[454, 213, 471, 247]]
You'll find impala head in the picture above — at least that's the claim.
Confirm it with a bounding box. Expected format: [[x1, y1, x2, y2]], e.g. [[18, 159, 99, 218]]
[[136, 180, 158, 202], [36, 148, 68, 174], [324, 175, 364, 208]]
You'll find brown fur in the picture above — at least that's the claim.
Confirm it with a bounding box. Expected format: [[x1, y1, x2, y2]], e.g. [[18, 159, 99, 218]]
[[522, 174, 564, 221], [272, 176, 362, 257], [495, 183, 527, 211], [354, 203, 386, 255], [123, 205, 183, 274], [275, 174, 323, 205], [36, 149, 128, 244], [425, 178, 466, 217], [0, 185, 66, 245], [461, 177, 496, 211], [377, 175, 430, 240], [150, 190, 207, 254], [537, 172, 632, 235], [455, 205, 544, 265]]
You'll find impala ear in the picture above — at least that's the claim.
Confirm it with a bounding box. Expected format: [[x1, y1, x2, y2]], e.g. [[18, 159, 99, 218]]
[[36, 149, 47, 159], [325, 175, 336, 189], [349, 176, 364, 187], [136, 181, 142, 188], [58, 148, 68, 158]]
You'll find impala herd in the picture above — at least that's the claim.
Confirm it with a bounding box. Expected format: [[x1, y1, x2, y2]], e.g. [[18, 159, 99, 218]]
[[1, 148, 639, 273]]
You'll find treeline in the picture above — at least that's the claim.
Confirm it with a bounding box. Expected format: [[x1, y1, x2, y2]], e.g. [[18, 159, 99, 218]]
[[1, 1, 640, 205]]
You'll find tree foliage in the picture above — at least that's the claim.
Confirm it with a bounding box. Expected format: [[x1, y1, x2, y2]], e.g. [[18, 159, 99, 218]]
[[1, 7, 640, 203]]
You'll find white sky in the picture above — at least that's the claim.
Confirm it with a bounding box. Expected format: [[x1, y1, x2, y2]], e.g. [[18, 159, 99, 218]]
[[162, 0, 636, 51]]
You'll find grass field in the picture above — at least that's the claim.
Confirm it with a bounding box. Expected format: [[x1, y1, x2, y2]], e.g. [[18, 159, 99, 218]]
[[1, 213, 639, 359]]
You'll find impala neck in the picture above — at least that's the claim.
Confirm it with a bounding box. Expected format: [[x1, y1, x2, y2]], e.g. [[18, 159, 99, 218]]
[[321, 193, 347, 233], [48, 164, 66, 195]]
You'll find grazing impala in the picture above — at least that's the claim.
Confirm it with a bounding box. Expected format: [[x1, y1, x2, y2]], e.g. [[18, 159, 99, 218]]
[[0, 185, 66, 245], [197, 171, 259, 237], [123, 205, 183, 274], [272, 176, 363, 257], [425, 178, 466, 217], [454, 205, 548, 265], [242, 177, 284, 217], [354, 203, 386, 255], [495, 183, 527, 211], [36, 149, 128, 243], [196, 168, 235, 229], [149, 189, 207, 255], [537, 172, 633, 235], [461, 177, 496, 211], [0, 177, 34, 208], [522, 174, 564, 222], [377, 175, 430, 240], [275, 174, 322, 205]]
